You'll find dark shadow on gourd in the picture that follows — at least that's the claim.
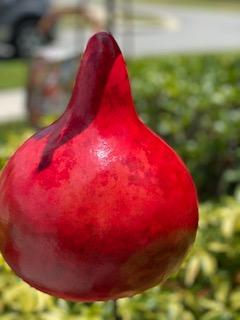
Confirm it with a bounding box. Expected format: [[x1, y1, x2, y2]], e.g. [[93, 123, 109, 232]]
[[37, 33, 121, 172]]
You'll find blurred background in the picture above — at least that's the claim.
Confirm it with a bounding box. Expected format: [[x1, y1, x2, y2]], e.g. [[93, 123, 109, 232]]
[[0, 0, 240, 319]]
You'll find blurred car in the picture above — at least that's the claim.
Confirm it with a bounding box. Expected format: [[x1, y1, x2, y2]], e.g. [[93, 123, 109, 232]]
[[0, 0, 54, 57]]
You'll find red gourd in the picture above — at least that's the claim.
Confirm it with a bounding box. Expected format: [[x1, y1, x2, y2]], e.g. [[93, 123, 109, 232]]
[[0, 32, 198, 301]]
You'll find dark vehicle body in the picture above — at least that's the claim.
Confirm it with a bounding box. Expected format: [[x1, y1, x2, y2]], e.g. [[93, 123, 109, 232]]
[[0, 0, 53, 57]]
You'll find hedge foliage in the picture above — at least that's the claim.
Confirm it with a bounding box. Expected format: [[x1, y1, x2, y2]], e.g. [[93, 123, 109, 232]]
[[0, 52, 240, 319], [129, 53, 240, 199]]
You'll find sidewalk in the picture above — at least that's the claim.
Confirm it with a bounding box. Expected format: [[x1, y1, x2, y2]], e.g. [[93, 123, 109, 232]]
[[0, 89, 26, 122]]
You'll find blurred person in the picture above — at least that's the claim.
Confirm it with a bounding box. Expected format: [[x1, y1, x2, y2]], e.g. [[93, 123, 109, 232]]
[[27, 3, 105, 128]]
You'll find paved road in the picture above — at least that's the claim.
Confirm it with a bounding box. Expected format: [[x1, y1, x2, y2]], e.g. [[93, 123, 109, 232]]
[[131, 4, 240, 55], [53, 3, 240, 57]]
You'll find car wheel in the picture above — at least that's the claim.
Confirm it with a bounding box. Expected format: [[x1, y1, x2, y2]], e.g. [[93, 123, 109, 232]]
[[12, 18, 44, 58]]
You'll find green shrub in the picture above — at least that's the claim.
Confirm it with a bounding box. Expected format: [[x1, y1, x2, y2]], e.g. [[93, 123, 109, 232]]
[[0, 122, 34, 169], [129, 53, 240, 199]]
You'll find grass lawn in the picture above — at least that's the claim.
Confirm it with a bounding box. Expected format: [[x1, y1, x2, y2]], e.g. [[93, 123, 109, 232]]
[[138, 0, 240, 10], [0, 59, 28, 90]]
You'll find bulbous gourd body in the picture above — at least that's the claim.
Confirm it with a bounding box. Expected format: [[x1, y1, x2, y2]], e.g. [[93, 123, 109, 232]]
[[0, 33, 198, 301]]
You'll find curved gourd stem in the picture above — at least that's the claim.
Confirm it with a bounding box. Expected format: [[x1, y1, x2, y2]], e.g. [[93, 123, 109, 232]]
[[37, 32, 136, 172], [66, 32, 136, 122]]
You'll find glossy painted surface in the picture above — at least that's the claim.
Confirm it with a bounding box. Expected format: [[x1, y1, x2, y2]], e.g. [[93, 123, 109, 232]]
[[0, 32, 198, 301]]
